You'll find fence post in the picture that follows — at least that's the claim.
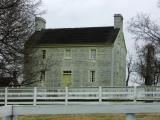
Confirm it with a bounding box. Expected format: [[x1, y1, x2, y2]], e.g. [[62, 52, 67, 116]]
[[65, 87, 68, 105], [33, 87, 37, 105], [134, 86, 137, 102], [4, 87, 8, 106], [125, 113, 136, 120], [3, 116, 17, 120], [99, 86, 102, 103]]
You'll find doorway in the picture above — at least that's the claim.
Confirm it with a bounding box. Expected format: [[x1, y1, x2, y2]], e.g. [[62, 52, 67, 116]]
[[62, 71, 72, 87]]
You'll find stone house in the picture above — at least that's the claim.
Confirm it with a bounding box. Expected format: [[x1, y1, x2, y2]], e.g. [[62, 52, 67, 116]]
[[24, 14, 127, 87]]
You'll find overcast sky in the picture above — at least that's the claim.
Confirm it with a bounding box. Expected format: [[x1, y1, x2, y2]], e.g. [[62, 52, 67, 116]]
[[41, 0, 159, 51]]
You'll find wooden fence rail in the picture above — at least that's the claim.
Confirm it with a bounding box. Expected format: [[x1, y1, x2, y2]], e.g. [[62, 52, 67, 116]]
[[1, 86, 160, 106]]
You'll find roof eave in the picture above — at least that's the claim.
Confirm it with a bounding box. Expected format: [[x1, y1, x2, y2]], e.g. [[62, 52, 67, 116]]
[[34, 43, 114, 48]]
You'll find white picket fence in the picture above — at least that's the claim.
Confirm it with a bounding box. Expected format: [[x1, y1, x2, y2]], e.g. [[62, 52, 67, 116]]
[[0, 86, 160, 105]]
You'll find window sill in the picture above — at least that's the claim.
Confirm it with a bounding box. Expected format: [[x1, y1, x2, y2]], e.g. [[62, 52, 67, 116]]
[[64, 58, 72, 60], [89, 59, 96, 61]]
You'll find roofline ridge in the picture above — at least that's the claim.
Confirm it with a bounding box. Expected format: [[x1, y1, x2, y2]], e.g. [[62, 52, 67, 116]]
[[44, 26, 115, 30]]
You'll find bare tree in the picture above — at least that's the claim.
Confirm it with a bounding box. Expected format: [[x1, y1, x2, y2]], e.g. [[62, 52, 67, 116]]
[[133, 43, 160, 86], [140, 44, 156, 85], [126, 53, 135, 86], [158, 0, 160, 7], [128, 14, 160, 45], [128, 14, 160, 86], [0, 0, 19, 9], [0, 0, 42, 86]]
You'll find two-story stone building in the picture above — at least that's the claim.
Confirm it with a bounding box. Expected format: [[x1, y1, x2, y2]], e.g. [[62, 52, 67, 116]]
[[24, 14, 127, 87]]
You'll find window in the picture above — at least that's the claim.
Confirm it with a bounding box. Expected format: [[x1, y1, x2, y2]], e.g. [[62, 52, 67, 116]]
[[65, 49, 71, 59], [40, 70, 45, 81], [42, 50, 46, 59], [90, 70, 96, 82], [90, 49, 96, 59]]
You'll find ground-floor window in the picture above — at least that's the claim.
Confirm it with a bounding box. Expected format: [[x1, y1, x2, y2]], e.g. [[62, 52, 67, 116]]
[[90, 70, 96, 82], [62, 71, 72, 87], [40, 70, 45, 81]]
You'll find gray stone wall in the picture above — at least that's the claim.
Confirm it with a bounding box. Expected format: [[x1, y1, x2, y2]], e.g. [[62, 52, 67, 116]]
[[112, 31, 126, 86], [29, 46, 115, 87]]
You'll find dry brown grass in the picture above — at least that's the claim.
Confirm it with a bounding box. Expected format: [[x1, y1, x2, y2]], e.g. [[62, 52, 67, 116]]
[[1, 113, 160, 120], [19, 114, 124, 120], [136, 113, 160, 120], [19, 113, 160, 120]]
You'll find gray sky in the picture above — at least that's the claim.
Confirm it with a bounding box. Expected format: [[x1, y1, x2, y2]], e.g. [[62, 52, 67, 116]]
[[41, 0, 159, 51]]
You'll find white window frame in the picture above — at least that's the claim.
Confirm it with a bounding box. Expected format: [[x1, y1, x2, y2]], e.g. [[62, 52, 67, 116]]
[[64, 49, 72, 59], [89, 49, 96, 60], [89, 70, 96, 83]]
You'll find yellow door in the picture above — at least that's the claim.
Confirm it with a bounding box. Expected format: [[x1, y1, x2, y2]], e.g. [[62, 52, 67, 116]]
[[62, 73, 72, 87]]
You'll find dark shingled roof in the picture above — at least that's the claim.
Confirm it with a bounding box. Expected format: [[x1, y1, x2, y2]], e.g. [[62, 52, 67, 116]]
[[27, 27, 120, 45]]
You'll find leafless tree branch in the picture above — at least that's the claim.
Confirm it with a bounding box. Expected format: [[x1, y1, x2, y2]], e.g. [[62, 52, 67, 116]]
[[0, 0, 43, 86]]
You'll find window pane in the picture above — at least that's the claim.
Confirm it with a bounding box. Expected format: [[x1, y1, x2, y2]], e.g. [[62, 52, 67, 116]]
[[90, 70, 95, 82], [65, 49, 71, 58], [40, 71, 45, 81], [91, 49, 96, 59], [42, 50, 46, 59]]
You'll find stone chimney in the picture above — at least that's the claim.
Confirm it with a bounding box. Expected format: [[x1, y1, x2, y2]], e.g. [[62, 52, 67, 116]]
[[114, 14, 123, 31], [35, 17, 46, 31]]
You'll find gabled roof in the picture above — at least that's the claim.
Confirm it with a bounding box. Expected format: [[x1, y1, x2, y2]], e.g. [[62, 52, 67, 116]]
[[27, 26, 120, 46]]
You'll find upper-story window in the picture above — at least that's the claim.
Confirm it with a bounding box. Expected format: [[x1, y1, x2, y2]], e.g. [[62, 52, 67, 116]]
[[42, 50, 46, 59], [90, 49, 96, 59], [64, 49, 72, 59]]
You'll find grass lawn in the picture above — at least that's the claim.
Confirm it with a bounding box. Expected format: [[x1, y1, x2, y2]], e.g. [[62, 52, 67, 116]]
[[17, 113, 160, 120], [19, 114, 125, 120], [1, 113, 160, 120]]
